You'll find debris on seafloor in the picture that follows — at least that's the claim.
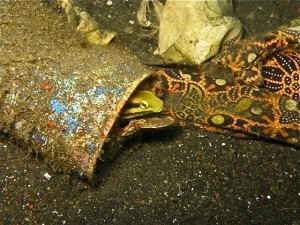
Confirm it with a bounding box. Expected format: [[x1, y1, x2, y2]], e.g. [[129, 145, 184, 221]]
[[137, 0, 242, 65], [137, 0, 164, 31], [0, 0, 162, 181], [57, 0, 116, 45]]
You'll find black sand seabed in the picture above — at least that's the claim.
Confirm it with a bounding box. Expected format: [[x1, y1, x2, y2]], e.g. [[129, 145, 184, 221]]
[[0, 1, 299, 224]]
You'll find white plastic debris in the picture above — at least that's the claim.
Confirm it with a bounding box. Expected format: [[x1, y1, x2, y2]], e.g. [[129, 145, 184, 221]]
[[44, 172, 52, 180], [137, 0, 242, 65]]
